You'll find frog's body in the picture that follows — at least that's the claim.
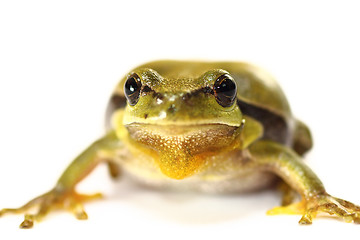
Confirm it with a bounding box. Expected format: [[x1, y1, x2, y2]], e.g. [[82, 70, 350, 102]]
[[107, 61, 308, 193], [1, 60, 359, 228]]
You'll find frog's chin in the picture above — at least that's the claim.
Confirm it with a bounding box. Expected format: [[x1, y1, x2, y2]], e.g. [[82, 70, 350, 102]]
[[125, 123, 241, 153], [125, 123, 242, 180]]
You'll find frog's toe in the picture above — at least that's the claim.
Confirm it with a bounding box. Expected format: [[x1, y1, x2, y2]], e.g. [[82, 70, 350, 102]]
[[0, 193, 45, 217], [267, 201, 306, 215], [277, 181, 298, 206], [299, 194, 360, 224], [66, 192, 103, 220], [20, 214, 35, 228]]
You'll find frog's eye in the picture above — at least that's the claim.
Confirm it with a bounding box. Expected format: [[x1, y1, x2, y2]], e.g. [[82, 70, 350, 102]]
[[213, 74, 237, 107], [124, 73, 142, 106]]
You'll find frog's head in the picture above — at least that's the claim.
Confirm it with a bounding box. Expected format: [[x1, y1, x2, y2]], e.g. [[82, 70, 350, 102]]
[[113, 68, 243, 179]]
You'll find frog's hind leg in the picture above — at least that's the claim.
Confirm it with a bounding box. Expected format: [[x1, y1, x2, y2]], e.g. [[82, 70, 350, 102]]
[[107, 161, 122, 179], [277, 180, 299, 206], [268, 181, 305, 216], [292, 119, 313, 156]]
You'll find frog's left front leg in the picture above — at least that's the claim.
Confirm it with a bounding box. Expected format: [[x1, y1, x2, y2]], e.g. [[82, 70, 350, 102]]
[[249, 140, 360, 224], [0, 131, 121, 228]]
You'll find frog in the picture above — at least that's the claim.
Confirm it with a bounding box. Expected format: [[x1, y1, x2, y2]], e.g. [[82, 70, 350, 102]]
[[1, 60, 360, 228]]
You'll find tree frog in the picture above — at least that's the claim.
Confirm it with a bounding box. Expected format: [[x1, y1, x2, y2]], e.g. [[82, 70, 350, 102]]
[[1, 60, 359, 228]]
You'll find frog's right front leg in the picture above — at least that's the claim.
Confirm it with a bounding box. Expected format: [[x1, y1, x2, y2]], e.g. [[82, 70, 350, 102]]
[[0, 131, 121, 229], [249, 140, 360, 224]]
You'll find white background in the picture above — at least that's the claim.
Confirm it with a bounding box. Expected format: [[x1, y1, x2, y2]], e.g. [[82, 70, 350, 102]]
[[1, 0, 360, 239]]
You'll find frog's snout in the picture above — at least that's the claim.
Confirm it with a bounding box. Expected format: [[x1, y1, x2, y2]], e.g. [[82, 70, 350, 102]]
[[153, 94, 182, 116], [157, 93, 199, 116]]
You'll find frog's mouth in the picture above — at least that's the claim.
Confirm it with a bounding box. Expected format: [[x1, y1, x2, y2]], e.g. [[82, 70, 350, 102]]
[[125, 123, 242, 179]]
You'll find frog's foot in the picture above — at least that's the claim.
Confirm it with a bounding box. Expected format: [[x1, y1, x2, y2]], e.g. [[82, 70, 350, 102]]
[[0, 189, 102, 229], [298, 194, 360, 224], [267, 193, 360, 224]]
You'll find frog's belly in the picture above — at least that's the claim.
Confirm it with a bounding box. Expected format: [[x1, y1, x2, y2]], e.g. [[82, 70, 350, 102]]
[[124, 168, 277, 194], [116, 150, 277, 194]]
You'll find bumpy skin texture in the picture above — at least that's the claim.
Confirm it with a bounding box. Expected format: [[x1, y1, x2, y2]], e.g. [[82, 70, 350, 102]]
[[1, 60, 360, 228]]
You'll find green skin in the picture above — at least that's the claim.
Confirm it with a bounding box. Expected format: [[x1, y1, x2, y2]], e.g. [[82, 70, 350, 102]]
[[1, 61, 360, 228]]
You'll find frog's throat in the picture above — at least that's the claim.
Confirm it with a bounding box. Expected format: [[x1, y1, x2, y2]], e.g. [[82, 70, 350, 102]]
[[125, 123, 242, 179]]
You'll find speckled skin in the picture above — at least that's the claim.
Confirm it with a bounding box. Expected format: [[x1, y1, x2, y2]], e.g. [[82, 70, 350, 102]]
[[1, 60, 360, 228], [115, 122, 276, 193]]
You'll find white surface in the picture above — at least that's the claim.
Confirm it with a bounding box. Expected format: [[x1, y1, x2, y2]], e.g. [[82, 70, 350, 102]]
[[1, 0, 360, 239]]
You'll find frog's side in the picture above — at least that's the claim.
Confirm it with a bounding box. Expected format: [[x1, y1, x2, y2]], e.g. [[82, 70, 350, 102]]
[[1, 60, 359, 228]]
